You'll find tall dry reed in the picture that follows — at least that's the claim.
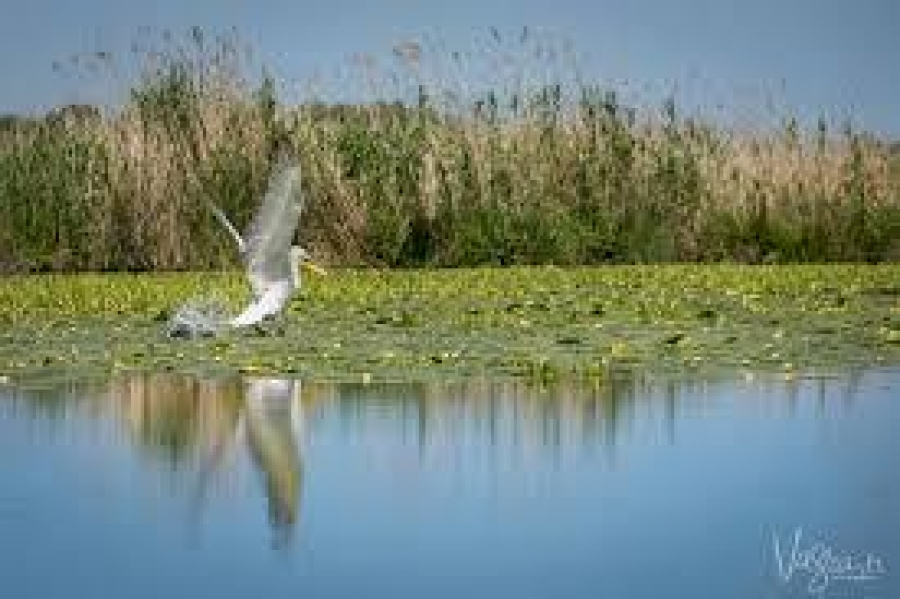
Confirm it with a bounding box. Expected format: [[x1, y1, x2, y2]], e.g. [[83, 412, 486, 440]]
[[1, 28, 897, 272]]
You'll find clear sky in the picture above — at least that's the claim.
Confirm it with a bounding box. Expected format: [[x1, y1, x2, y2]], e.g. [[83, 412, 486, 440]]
[[1, 0, 897, 134]]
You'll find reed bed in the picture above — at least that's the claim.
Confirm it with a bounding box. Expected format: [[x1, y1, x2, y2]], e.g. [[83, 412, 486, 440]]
[[1, 29, 897, 272]]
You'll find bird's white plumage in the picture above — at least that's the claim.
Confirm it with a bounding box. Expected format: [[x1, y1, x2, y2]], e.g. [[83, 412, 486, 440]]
[[208, 155, 310, 327], [243, 157, 304, 292]]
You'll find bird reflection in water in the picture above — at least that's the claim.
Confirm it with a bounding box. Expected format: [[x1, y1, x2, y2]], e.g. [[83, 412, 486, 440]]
[[242, 378, 305, 548], [187, 376, 305, 549]]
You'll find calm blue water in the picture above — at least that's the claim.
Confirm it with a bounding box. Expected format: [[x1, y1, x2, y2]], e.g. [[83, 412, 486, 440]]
[[0, 369, 897, 599]]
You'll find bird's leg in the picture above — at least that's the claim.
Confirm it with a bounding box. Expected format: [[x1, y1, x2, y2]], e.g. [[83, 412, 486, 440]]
[[252, 313, 287, 337]]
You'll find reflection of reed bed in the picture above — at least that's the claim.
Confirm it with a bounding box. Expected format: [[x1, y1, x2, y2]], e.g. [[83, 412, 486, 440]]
[[0, 29, 897, 272], [107, 373, 244, 463], [2, 368, 876, 474], [300, 369, 873, 471], [304, 373, 691, 458]]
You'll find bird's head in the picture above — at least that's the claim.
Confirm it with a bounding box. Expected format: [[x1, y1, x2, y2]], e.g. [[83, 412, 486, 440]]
[[289, 246, 327, 279]]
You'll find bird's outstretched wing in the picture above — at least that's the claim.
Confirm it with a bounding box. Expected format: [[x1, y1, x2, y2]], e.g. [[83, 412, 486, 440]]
[[207, 202, 247, 254], [244, 157, 304, 278]]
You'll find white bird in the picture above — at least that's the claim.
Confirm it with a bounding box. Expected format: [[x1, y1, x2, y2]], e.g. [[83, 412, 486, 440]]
[[208, 153, 326, 327]]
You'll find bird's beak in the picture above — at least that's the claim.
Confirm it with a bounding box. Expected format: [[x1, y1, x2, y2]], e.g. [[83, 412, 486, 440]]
[[302, 261, 327, 276]]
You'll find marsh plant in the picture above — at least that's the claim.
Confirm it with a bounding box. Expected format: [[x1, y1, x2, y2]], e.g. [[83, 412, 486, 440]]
[[1, 28, 898, 272]]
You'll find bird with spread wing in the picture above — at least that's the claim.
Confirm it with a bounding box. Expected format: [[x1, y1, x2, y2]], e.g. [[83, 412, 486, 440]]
[[208, 151, 326, 327]]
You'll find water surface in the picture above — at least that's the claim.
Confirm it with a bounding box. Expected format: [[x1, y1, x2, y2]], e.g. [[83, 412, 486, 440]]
[[1, 368, 897, 598]]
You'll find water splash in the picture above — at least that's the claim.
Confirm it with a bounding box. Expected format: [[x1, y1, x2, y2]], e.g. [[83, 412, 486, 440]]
[[167, 297, 231, 338]]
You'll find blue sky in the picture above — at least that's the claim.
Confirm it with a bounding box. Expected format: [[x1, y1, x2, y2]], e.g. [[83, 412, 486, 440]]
[[1, 0, 897, 134]]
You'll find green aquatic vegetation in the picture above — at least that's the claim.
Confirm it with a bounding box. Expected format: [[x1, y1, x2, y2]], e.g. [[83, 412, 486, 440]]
[[0, 265, 898, 383]]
